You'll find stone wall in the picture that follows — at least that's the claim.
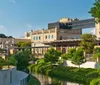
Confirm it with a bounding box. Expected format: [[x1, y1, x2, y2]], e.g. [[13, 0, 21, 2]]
[[0, 67, 28, 85]]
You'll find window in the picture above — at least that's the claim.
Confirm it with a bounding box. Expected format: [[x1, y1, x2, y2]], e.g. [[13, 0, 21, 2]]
[[52, 35, 54, 38], [51, 35, 54, 38], [39, 36, 41, 40], [45, 35, 47, 39], [33, 36, 35, 40], [36, 36, 38, 40], [48, 35, 50, 39]]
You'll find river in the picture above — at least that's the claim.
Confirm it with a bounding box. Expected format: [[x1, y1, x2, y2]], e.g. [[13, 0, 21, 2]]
[[33, 73, 83, 85]]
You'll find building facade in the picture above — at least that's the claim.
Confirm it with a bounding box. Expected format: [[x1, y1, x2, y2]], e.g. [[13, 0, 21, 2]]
[[31, 18, 82, 57], [0, 38, 30, 57]]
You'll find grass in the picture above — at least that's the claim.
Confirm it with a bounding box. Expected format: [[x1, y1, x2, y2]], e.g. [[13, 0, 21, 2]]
[[28, 74, 41, 85]]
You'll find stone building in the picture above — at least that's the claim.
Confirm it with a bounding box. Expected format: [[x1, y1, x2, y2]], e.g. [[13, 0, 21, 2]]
[[31, 18, 82, 57]]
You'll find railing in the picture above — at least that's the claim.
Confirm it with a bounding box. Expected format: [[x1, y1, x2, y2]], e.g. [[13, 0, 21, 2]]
[[20, 74, 30, 85]]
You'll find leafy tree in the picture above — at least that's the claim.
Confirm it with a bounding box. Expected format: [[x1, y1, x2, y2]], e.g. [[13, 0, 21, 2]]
[[30, 55, 38, 64], [16, 41, 31, 47], [61, 53, 68, 60], [8, 36, 13, 38], [80, 34, 96, 58], [61, 48, 76, 66], [14, 49, 30, 70], [65, 48, 76, 60], [0, 34, 13, 38], [62, 47, 85, 69], [0, 34, 7, 38], [71, 47, 85, 69], [0, 57, 5, 69], [44, 47, 61, 65], [89, 0, 100, 23], [5, 56, 17, 68], [93, 47, 100, 62]]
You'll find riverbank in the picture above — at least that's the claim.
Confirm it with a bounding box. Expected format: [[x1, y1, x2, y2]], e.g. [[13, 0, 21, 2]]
[[27, 74, 41, 85], [29, 64, 100, 85]]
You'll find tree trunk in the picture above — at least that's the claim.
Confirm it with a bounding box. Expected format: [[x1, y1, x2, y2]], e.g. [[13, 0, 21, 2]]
[[84, 51, 87, 61]]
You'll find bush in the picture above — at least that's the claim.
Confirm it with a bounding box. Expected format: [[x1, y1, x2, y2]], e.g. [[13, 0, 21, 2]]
[[90, 77, 100, 85], [29, 64, 99, 85]]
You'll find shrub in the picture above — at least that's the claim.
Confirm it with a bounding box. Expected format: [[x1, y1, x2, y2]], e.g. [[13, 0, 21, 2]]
[[90, 77, 100, 85]]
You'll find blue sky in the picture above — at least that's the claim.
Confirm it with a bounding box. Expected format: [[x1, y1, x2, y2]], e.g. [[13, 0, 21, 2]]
[[0, 0, 95, 37]]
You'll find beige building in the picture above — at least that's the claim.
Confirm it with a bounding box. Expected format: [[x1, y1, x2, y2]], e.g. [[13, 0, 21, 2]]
[[24, 32, 31, 39], [0, 38, 31, 56], [95, 22, 100, 40], [0, 38, 30, 49], [31, 18, 82, 57], [31, 28, 81, 43]]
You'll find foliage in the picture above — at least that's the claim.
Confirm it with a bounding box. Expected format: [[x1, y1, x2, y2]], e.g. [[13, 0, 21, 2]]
[[0, 34, 13, 38], [61, 53, 68, 60], [61, 47, 85, 68], [90, 77, 100, 85], [89, 0, 100, 23], [66, 48, 76, 59], [80, 34, 96, 54], [14, 49, 31, 70], [30, 54, 38, 63], [5, 56, 17, 66], [27, 75, 41, 85], [16, 41, 31, 47], [0, 57, 5, 69], [30, 64, 98, 85], [44, 47, 61, 64], [93, 47, 100, 60], [71, 47, 85, 68]]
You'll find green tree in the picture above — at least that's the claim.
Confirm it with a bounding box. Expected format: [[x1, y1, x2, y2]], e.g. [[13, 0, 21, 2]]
[[0, 57, 5, 69], [5, 56, 17, 68], [65, 48, 76, 60], [0, 34, 7, 38], [93, 47, 100, 62], [30, 55, 38, 64], [0, 34, 13, 38], [89, 0, 100, 23], [14, 49, 30, 70], [80, 34, 96, 58], [71, 47, 85, 69], [61, 48, 76, 66], [44, 47, 61, 65], [16, 41, 31, 47]]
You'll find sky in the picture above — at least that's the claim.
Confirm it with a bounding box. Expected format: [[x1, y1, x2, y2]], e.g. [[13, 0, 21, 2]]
[[0, 0, 95, 37]]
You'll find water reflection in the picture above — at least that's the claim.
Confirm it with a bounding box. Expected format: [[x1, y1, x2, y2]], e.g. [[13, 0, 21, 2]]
[[33, 73, 83, 85]]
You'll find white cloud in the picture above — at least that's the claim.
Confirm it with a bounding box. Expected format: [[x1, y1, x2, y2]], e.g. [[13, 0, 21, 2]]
[[9, 0, 16, 4], [26, 24, 32, 28]]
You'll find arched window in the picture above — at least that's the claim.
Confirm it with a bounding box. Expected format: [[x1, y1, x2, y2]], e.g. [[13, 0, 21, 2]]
[[52, 35, 54, 38], [48, 35, 50, 39], [33, 36, 35, 40]]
